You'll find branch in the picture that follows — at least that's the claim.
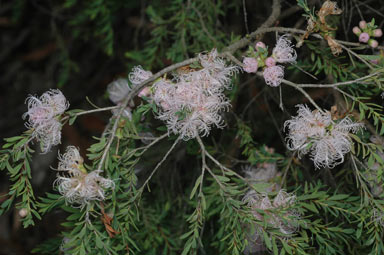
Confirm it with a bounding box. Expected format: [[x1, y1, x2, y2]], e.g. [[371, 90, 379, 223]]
[[138, 136, 181, 193], [196, 136, 256, 189], [62, 106, 120, 122], [224, 0, 281, 53], [96, 0, 283, 171], [97, 112, 122, 170], [295, 72, 381, 88]]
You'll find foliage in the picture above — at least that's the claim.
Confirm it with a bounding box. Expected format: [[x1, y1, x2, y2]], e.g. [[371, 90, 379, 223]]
[[2, 0, 384, 255]]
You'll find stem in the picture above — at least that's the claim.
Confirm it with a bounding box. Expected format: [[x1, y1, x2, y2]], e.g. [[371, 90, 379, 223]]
[[138, 136, 181, 193], [62, 106, 120, 122]]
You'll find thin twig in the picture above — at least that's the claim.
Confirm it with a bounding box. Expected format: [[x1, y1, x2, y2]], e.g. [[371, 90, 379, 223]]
[[280, 152, 296, 186], [97, 113, 121, 170], [139, 137, 181, 192], [224, 0, 281, 53], [295, 72, 381, 88], [242, 0, 249, 34], [196, 136, 258, 190], [339, 43, 374, 70], [131, 133, 169, 156], [192, 5, 218, 45], [196, 136, 207, 195], [62, 105, 120, 122]]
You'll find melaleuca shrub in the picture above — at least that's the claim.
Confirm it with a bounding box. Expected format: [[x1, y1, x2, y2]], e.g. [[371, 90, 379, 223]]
[[1, 1, 384, 255]]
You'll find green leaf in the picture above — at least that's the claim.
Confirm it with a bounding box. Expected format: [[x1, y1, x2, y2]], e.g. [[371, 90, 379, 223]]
[[95, 235, 103, 249], [301, 202, 319, 213], [263, 231, 272, 250], [190, 175, 202, 199], [329, 194, 349, 200]]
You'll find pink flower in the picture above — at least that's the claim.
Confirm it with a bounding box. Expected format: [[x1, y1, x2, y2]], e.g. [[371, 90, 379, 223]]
[[359, 32, 370, 43], [129, 65, 152, 85], [374, 29, 383, 37], [370, 59, 380, 65], [152, 50, 238, 140], [284, 104, 364, 168], [359, 20, 367, 29], [138, 87, 151, 98], [107, 79, 131, 104], [272, 35, 297, 64], [55, 146, 114, 208], [352, 26, 361, 35], [34, 119, 62, 153], [23, 89, 69, 153], [265, 57, 276, 67], [243, 57, 258, 73], [369, 39, 379, 48], [255, 41, 266, 50], [263, 65, 284, 87]]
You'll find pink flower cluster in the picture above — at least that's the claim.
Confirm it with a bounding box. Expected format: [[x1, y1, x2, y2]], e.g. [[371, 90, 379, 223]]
[[353, 19, 382, 48], [284, 105, 363, 168], [55, 146, 114, 208], [152, 49, 238, 140], [242, 189, 300, 254], [242, 35, 297, 87], [23, 89, 69, 153]]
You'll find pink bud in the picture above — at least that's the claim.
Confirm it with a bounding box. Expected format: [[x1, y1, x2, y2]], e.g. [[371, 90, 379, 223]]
[[19, 208, 28, 218], [138, 87, 151, 98], [370, 59, 380, 65], [265, 57, 276, 67], [243, 57, 258, 73], [359, 20, 367, 29], [359, 32, 370, 43], [352, 26, 361, 35], [374, 29, 383, 37], [369, 39, 379, 48], [255, 41, 266, 50]]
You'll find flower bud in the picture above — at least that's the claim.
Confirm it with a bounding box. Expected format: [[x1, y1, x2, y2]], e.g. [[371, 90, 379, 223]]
[[370, 59, 380, 65], [368, 39, 379, 48], [374, 29, 383, 37], [359, 20, 367, 29], [265, 57, 276, 67], [19, 208, 28, 218], [352, 26, 361, 35], [255, 41, 266, 50], [359, 32, 370, 43], [138, 87, 151, 98]]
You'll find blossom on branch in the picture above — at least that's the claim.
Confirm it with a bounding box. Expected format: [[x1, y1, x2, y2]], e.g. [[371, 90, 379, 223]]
[[55, 146, 114, 208], [272, 35, 297, 64], [23, 89, 69, 153], [263, 65, 284, 87], [284, 104, 363, 168], [353, 19, 382, 48], [129, 65, 153, 86], [152, 49, 239, 140]]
